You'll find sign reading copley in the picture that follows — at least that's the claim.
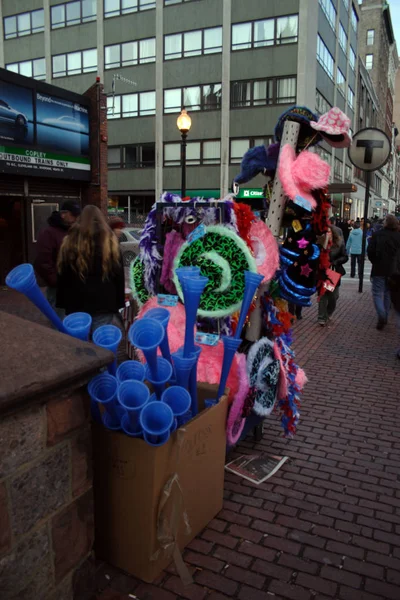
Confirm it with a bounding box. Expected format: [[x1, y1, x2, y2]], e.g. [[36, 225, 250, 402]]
[[0, 68, 90, 180], [348, 127, 391, 293]]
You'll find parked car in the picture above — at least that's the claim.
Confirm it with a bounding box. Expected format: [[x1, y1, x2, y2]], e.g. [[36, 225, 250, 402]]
[[42, 115, 87, 132], [0, 98, 27, 127], [120, 227, 142, 267]]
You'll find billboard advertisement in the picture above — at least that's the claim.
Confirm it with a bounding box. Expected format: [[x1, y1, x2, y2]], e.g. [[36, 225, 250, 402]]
[[0, 69, 91, 181]]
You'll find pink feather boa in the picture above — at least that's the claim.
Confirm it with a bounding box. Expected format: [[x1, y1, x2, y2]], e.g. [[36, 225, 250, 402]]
[[250, 220, 279, 283], [137, 297, 240, 399], [278, 145, 330, 210], [226, 353, 249, 446]]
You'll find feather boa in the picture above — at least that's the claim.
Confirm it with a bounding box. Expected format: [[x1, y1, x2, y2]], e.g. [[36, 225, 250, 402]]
[[250, 220, 280, 283], [226, 353, 249, 446]]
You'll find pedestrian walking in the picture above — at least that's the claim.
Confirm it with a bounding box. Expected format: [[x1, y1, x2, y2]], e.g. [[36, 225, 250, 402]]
[[367, 214, 400, 330], [346, 222, 363, 278], [56, 204, 125, 333], [318, 227, 348, 326], [34, 200, 81, 315]]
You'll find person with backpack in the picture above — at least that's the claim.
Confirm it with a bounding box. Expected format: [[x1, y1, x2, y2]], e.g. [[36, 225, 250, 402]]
[[346, 222, 363, 279]]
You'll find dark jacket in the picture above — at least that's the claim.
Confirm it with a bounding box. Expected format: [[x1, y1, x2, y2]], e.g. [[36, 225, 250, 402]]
[[367, 228, 400, 278], [34, 212, 69, 287], [330, 241, 348, 286], [56, 247, 125, 316]]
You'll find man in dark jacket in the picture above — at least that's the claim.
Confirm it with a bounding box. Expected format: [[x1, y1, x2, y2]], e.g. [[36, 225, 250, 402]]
[[367, 214, 400, 330], [34, 201, 81, 313]]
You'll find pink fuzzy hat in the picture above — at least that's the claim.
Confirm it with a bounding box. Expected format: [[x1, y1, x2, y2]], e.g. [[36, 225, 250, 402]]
[[310, 107, 352, 148], [278, 145, 331, 211], [249, 220, 279, 284]]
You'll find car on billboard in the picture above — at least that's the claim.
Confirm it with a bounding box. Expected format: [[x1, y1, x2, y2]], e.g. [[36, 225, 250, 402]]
[[0, 98, 28, 127], [120, 227, 142, 266], [42, 115, 87, 131]]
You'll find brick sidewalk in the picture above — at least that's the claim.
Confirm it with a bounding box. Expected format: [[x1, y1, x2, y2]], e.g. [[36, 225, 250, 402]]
[[80, 281, 400, 600]]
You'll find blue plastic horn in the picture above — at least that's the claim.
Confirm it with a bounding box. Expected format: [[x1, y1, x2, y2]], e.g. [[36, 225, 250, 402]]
[[88, 373, 122, 430], [175, 266, 201, 281], [118, 380, 149, 436], [234, 271, 264, 339], [216, 336, 242, 401], [144, 307, 173, 364], [162, 386, 191, 427], [180, 276, 209, 357], [140, 401, 174, 446], [145, 356, 173, 400], [6, 263, 68, 333], [92, 325, 122, 376], [63, 312, 92, 341], [116, 360, 145, 384], [129, 318, 165, 380], [172, 347, 197, 390]]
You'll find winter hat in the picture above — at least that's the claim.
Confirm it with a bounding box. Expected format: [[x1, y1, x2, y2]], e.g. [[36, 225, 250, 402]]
[[61, 200, 81, 217], [278, 145, 331, 211], [310, 107, 352, 148], [275, 106, 322, 149], [234, 144, 277, 185]]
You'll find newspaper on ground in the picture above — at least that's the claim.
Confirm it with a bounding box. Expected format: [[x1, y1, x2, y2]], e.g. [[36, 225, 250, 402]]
[[225, 453, 289, 485]]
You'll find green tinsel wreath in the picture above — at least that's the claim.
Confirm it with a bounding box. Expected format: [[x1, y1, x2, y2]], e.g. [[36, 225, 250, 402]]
[[130, 256, 150, 306]]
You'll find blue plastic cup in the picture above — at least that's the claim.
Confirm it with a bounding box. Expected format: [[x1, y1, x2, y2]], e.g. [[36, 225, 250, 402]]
[[234, 271, 264, 340], [172, 347, 197, 390], [188, 345, 202, 417], [63, 312, 92, 341], [6, 263, 68, 333], [88, 373, 122, 430], [129, 318, 165, 380], [140, 401, 174, 446], [216, 336, 242, 401], [116, 360, 145, 384], [92, 325, 122, 376], [175, 266, 201, 284], [145, 307, 173, 364], [118, 380, 149, 434], [161, 386, 191, 427], [181, 276, 209, 357], [145, 356, 173, 400]]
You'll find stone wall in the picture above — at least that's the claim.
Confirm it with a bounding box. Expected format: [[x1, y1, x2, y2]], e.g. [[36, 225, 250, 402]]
[[0, 387, 93, 600]]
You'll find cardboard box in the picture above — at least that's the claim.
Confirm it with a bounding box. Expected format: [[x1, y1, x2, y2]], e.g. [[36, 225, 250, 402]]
[[92, 383, 228, 583]]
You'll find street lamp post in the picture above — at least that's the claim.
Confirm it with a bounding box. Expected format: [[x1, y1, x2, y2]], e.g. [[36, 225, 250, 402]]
[[177, 108, 192, 198]]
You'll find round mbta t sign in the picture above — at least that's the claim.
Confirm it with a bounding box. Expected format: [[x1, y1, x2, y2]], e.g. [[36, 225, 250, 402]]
[[348, 127, 391, 172]]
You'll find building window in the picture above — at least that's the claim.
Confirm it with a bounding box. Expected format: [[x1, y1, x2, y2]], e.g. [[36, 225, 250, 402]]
[[319, 0, 336, 31], [108, 143, 155, 168], [348, 87, 354, 109], [349, 47, 356, 71], [52, 49, 97, 77], [164, 26, 222, 60], [232, 15, 298, 51], [165, 0, 198, 3], [342, 0, 349, 9], [374, 175, 381, 194], [317, 35, 334, 80], [51, 1, 96, 29], [316, 90, 331, 115], [231, 77, 296, 108], [337, 68, 346, 97], [366, 29, 374, 45], [230, 137, 274, 164], [351, 5, 358, 32], [339, 23, 347, 52], [4, 9, 44, 39], [105, 38, 155, 68], [107, 91, 156, 118], [164, 83, 221, 113], [164, 139, 220, 166], [366, 54, 373, 70], [6, 58, 46, 80], [315, 146, 331, 163], [345, 164, 352, 181], [104, 0, 155, 18], [334, 157, 342, 179]]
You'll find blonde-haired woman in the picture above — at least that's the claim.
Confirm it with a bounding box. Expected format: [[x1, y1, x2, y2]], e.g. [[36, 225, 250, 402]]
[[56, 204, 125, 332]]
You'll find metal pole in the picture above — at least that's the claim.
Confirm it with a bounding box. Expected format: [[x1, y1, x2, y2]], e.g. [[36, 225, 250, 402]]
[[181, 131, 187, 198], [358, 170, 371, 294], [128, 195, 131, 224]]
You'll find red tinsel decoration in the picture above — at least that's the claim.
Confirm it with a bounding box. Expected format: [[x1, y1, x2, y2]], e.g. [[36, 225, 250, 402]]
[[233, 202, 255, 250], [311, 189, 332, 298]]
